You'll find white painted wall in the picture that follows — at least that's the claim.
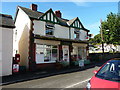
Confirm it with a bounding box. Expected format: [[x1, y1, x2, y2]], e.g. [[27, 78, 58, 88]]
[[0, 27, 2, 76], [33, 20, 45, 35], [33, 21, 69, 39], [13, 8, 31, 68], [70, 28, 87, 41], [54, 24, 69, 39], [80, 30, 87, 41], [70, 28, 74, 39], [0, 27, 13, 76]]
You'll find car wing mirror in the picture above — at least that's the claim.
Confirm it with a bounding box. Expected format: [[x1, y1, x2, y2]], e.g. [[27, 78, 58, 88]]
[[93, 70, 98, 74]]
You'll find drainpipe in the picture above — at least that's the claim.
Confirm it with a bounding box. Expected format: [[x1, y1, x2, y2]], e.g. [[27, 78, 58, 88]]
[[29, 19, 36, 71]]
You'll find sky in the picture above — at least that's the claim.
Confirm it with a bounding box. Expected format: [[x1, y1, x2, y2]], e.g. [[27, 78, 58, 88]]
[[1, 2, 119, 36]]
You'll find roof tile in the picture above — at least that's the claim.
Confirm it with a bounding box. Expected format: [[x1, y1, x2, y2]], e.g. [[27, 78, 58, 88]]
[[0, 13, 15, 28]]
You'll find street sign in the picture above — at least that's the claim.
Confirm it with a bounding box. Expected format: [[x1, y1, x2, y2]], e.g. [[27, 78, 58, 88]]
[[79, 60, 84, 67]]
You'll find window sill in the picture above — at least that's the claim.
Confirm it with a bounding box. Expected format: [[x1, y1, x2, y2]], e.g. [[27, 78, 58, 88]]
[[36, 61, 56, 64]]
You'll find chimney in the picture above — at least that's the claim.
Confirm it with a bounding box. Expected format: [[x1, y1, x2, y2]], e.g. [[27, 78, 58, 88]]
[[30, 4, 37, 11], [55, 10, 62, 18]]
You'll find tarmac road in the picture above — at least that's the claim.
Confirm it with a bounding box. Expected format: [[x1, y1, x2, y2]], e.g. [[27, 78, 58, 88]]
[[2, 66, 100, 89]]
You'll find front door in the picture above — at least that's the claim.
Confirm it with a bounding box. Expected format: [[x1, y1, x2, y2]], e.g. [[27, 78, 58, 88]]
[[62, 45, 69, 62]]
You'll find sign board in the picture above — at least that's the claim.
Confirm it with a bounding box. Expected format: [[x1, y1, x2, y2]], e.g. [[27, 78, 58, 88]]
[[79, 60, 84, 67], [13, 64, 19, 72]]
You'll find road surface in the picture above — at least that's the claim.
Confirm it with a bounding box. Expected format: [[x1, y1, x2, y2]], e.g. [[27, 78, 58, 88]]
[[2, 66, 100, 88]]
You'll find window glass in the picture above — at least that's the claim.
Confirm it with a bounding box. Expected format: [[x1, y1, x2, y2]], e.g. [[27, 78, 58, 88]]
[[36, 44, 44, 63], [71, 46, 86, 61], [74, 29, 80, 39], [44, 48, 51, 61], [52, 49, 58, 61], [36, 44, 58, 62], [51, 45, 57, 49], [96, 60, 120, 82], [36, 44, 44, 54], [62, 45, 69, 62], [71, 46, 78, 61], [78, 47, 86, 60], [46, 22, 54, 36]]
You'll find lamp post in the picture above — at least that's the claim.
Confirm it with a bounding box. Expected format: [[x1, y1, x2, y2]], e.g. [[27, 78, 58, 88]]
[[100, 19, 104, 55]]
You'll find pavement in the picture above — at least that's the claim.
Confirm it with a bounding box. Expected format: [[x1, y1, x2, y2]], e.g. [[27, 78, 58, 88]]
[[1, 61, 105, 86]]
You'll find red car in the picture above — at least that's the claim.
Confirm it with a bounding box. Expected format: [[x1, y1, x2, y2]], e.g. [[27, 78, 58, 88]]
[[86, 58, 120, 89]]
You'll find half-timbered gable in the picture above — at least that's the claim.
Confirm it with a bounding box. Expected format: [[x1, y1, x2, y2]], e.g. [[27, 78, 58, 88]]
[[39, 9, 60, 24], [67, 17, 89, 40], [68, 17, 83, 29]]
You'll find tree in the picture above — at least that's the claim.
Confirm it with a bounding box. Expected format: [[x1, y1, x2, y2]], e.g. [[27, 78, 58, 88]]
[[101, 12, 120, 45], [89, 34, 101, 45]]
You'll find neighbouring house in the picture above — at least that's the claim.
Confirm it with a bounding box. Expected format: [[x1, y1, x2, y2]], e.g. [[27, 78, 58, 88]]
[[13, 4, 90, 71], [0, 14, 15, 76], [89, 43, 120, 53]]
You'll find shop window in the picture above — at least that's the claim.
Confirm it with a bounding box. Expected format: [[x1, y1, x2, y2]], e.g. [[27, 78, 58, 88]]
[[36, 44, 44, 63], [36, 44, 58, 63], [74, 29, 80, 40], [71, 46, 87, 61], [45, 22, 55, 36], [78, 47, 87, 60], [71, 46, 81, 61], [52, 49, 58, 61], [44, 46, 51, 61]]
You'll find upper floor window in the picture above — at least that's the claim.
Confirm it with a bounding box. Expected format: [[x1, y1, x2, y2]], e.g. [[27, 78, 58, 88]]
[[74, 29, 80, 40], [45, 22, 55, 36]]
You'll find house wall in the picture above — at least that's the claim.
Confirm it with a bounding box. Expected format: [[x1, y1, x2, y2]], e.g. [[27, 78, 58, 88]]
[[54, 24, 69, 39], [33, 20, 69, 39], [79, 30, 87, 41], [70, 28, 87, 41], [0, 27, 2, 76], [72, 43, 87, 47], [33, 20, 45, 35], [0, 27, 13, 76], [70, 28, 74, 39], [13, 8, 31, 68]]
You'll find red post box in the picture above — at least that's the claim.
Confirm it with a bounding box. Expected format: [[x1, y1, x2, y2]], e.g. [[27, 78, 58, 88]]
[[15, 54, 20, 63]]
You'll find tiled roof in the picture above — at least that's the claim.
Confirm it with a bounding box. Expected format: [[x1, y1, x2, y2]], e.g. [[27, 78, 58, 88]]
[[17, 6, 89, 31], [57, 17, 69, 26], [18, 6, 69, 27], [67, 17, 77, 26], [18, 6, 44, 19], [0, 14, 15, 28]]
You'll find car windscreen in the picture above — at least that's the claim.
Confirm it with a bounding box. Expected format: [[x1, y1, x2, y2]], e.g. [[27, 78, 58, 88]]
[[96, 60, 120, 82]]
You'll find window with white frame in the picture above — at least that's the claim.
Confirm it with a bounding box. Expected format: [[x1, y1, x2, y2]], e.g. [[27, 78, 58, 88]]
[[78, 47, 87, 60], [36, 44, 58, 63], [71, 46, 82, 61], [74, 29, 80, 39], [71, 46, 86, 61], [45, 22, 55, 36]]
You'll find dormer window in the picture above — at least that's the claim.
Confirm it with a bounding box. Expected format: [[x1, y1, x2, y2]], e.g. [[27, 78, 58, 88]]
[[74, 29, 80, 40], [45, 22, 55, 36]]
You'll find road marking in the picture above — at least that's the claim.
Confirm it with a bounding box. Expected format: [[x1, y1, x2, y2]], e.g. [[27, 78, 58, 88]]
[[65, 78, 91, 88]]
